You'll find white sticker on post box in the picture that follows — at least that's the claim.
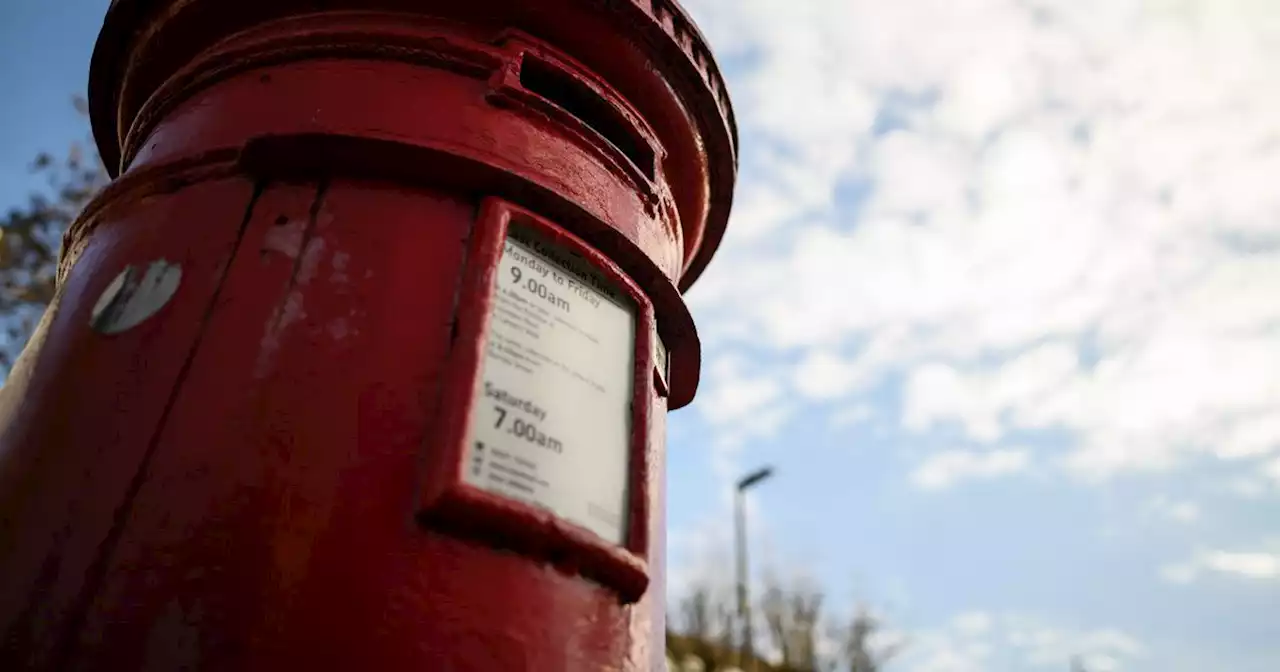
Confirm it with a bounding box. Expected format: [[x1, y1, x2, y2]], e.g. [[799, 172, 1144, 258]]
[[464, 228, 635, 545]]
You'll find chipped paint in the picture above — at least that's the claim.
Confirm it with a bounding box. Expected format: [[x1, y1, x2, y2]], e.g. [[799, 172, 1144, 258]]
[[295, 238, 326, 285], [90, 260, 182, 334], [261, 219, 307, 259], [327, 318, 350, 341], [331, 250, 350, 286], [254, 288, 307, 379], [254, 233, 326, 378]]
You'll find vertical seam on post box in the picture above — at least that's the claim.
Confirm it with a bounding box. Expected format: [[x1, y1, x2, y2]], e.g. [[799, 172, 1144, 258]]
[[444, 202, 484, 346], [51, 179, 266, 668], [276, 179, 329, 320], [410, 199, 481, 526], [253, 180, 327, 381]]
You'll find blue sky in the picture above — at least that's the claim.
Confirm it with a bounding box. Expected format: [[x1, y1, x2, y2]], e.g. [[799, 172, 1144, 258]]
[[0, 0, 103, 209], [3, 1, 1279, 671]]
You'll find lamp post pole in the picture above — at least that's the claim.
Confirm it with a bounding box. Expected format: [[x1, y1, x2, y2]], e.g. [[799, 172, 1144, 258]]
[[735, 466, 774, 672]]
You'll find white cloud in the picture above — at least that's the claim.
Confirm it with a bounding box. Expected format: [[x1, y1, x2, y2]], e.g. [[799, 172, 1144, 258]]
[[903, 343, 1080, 443], [682, 0, 1280, 485], [1146, 496, 1201, 524], [793, 350, 871, 400], [1158, 562, 1199, 585], [902, 611, 1143, 672], [666, 517, 737, 604], [911, 449, 1031, 491], [695, 356, 795, 484], [1206, 551, 1280, 579], [1224, 477, 1270, 499], [1264, 457, 1280, 483], [1160, 547, 1280, 583], [1014, 625, 1145, 667], [910, 642, 991, 672], [953, 611, 993, 636], [699, 356, 786, 428]]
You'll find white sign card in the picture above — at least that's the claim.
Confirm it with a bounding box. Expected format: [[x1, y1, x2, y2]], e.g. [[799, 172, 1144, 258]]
[[463, 227, 636, 545]]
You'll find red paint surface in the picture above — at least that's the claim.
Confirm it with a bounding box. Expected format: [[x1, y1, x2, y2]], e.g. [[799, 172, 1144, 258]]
[[0, 1, 735, 670]]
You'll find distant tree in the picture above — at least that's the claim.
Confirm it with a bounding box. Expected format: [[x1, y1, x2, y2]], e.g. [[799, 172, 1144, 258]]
[[0, 98, 108, 372], [761, 573, 824, 670], [837, 606, 904, 672], [668, 574, 904, 672], [669, 582, 740, 671]]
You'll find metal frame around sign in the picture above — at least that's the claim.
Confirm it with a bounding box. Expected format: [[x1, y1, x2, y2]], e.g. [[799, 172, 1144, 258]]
[[418, 197, 655, 603]]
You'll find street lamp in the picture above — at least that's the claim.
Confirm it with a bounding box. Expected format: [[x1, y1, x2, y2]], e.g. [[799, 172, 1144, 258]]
[[735, 465, 774, 672]]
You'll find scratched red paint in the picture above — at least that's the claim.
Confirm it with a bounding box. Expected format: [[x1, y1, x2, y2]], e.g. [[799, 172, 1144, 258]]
[[0, 1, 736, 670]]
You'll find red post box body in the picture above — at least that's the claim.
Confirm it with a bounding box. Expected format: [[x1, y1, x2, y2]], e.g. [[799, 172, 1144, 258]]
[[0, 1, 736, 670]]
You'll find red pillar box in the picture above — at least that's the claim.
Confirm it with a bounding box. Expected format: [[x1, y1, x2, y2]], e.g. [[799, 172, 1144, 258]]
[[0, 0, 736, 670]]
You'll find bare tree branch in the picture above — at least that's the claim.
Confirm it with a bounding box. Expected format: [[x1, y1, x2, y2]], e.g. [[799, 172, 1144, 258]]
[[0, 98, 106, 374]]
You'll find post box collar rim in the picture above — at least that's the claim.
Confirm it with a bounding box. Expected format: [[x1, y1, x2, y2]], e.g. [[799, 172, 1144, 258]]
[[87, 0, 739, 289]]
